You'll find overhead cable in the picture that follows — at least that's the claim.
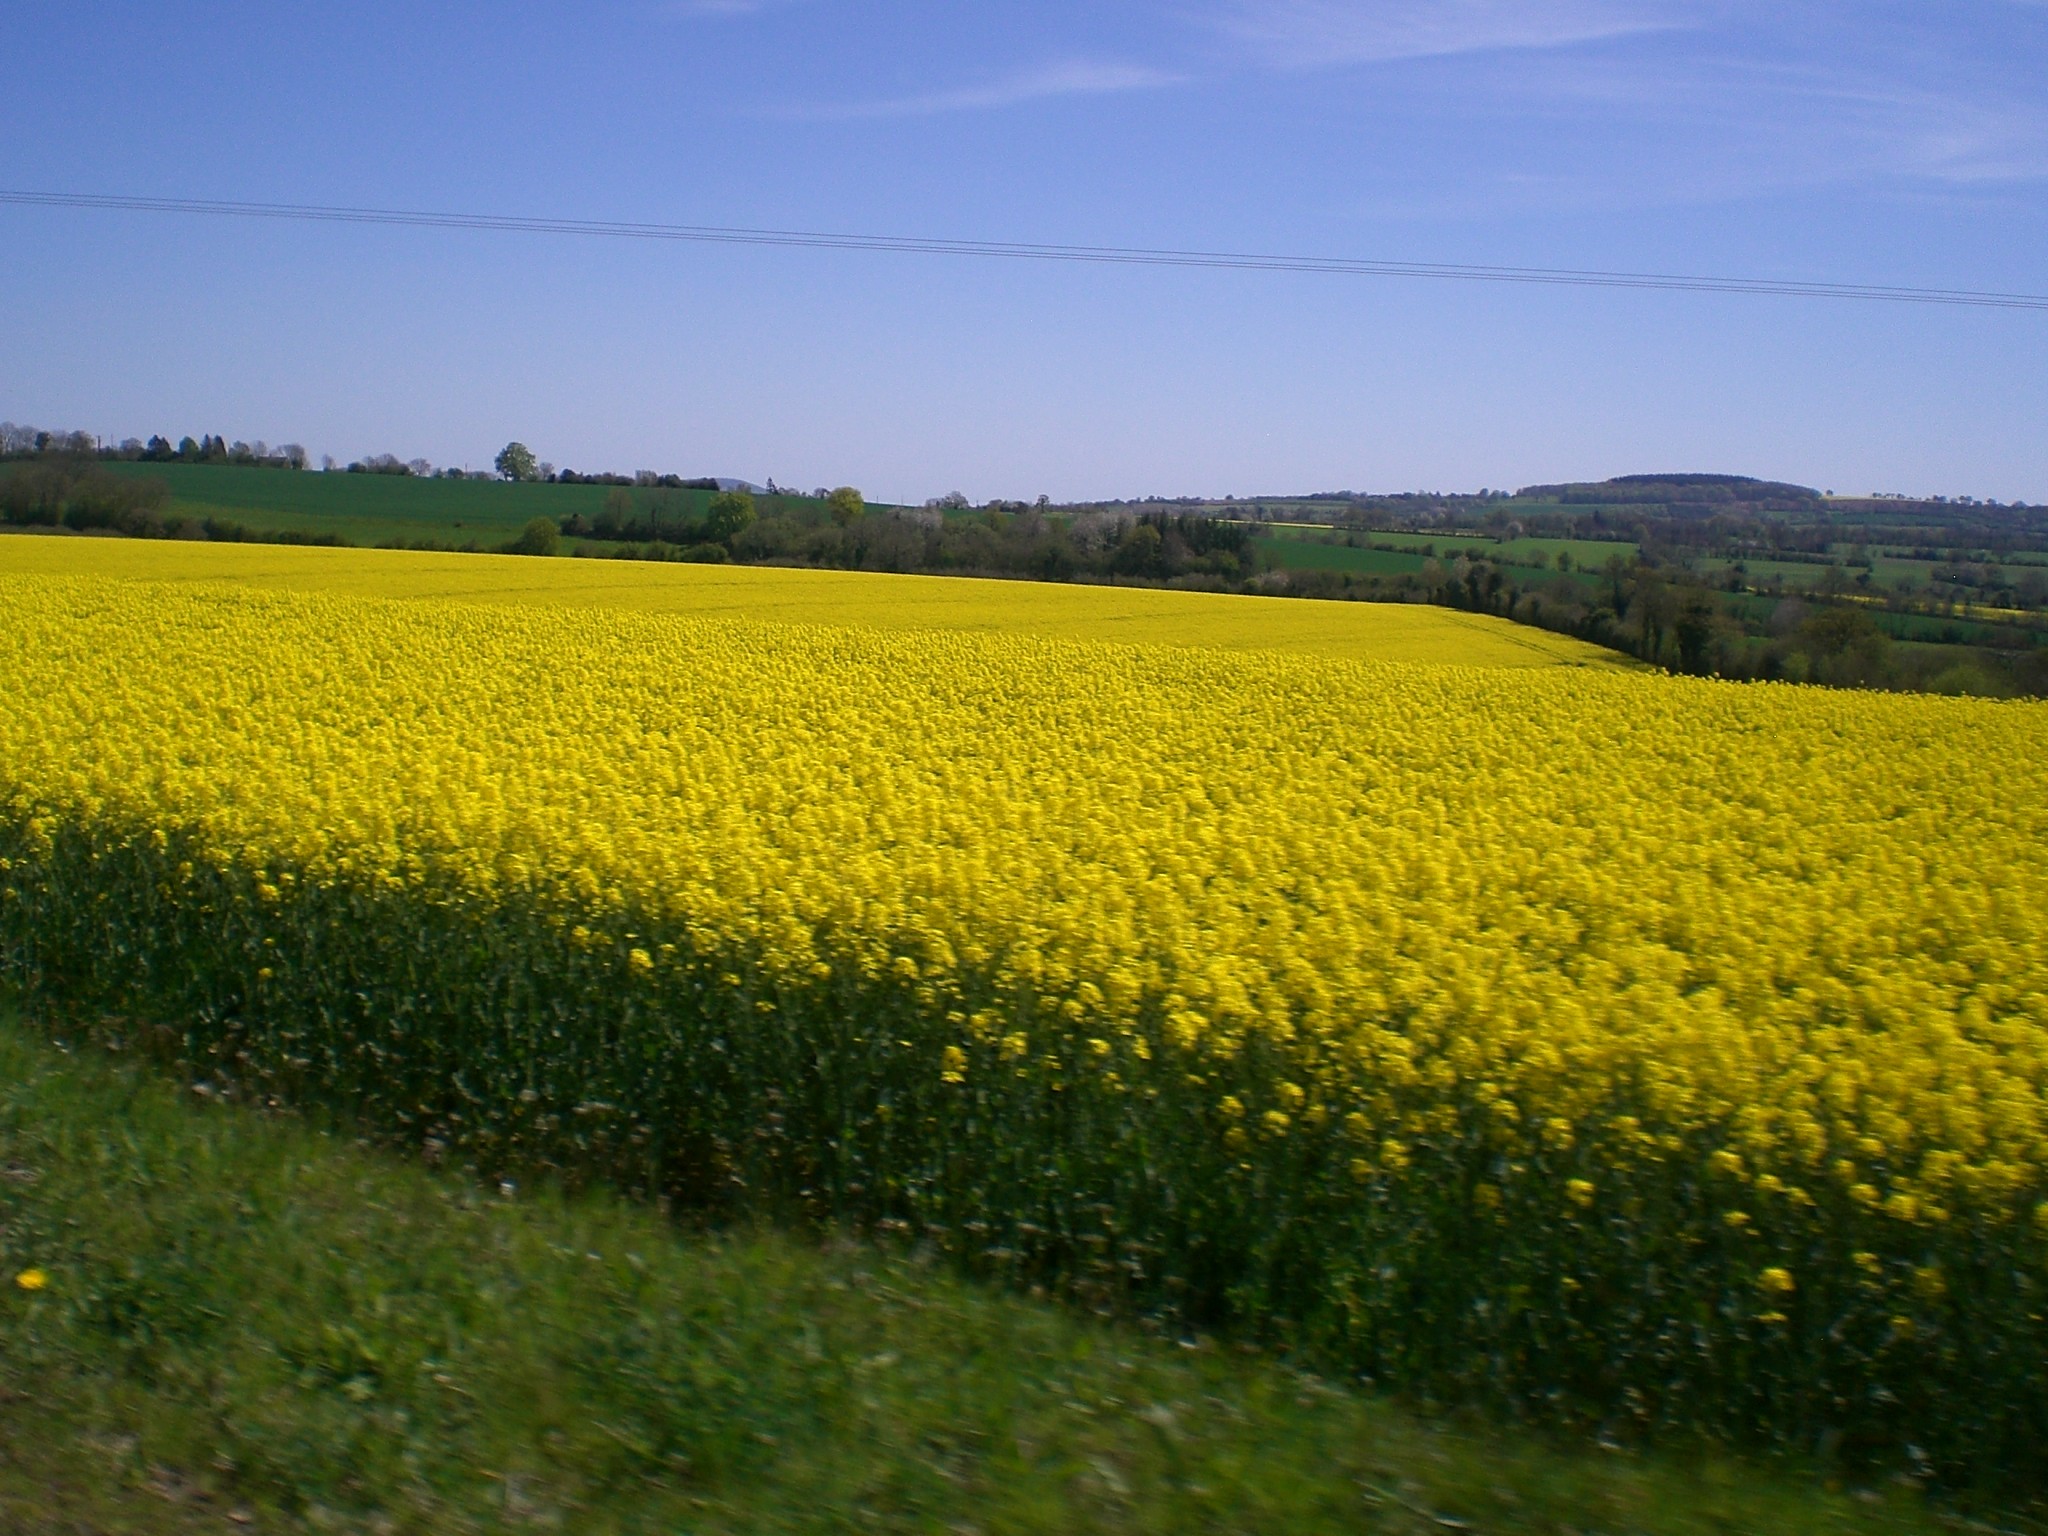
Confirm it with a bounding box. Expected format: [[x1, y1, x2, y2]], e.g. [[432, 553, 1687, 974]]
[[4, 188, 2045, 312]]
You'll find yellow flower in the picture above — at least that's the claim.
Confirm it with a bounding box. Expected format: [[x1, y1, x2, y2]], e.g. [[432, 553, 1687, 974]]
[[15, 1269, 47, 1292]]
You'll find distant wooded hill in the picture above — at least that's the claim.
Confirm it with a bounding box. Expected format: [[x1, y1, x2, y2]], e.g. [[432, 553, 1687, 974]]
[[1515, 474, 1824, 510]]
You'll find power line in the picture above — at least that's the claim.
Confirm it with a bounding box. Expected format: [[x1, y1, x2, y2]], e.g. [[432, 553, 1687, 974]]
[[5, 187, 2046, 312]]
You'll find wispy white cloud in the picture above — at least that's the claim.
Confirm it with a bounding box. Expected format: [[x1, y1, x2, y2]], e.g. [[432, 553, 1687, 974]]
[[1205, 0, 1688, 68], [783, 59, 1185, 119], [1528, 45, 2048, 186], [1325, 39, 2048, 223]]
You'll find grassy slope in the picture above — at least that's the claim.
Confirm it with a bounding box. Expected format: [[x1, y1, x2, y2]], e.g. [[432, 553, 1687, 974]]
[[0, 535, 1632, 667], [1264, 531, 1640, 585], [1351, 531, 1640, 568], [76, 462, 826, 547], [0, 1015, 1970, 1536]]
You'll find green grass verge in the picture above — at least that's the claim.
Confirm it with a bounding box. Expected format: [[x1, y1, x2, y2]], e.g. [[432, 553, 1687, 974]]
[[0, 1013, 1995, 1536]]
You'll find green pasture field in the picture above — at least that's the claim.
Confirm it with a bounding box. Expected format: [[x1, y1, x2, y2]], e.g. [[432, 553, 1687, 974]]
[[1868, 557, 1938, 586], [1356, 530, 1640, 569], [47, 463, 827, 547], [1697, 558, 1844, 588], [1709, 556, 1827, 577], [0, 1012, 1974, 1536], [1262, 530, 1636, 583], [1864, 553, 2048, 592], [1871, 609, 2019, 646], [1681, 588, 2018, 647], [1716, 590, 1783, 625], [1263, 537, 1431, 576]]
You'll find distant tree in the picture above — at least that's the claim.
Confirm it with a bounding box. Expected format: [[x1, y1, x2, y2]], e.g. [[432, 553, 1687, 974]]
[[495, 442, 539, 482], [1673, 589, 1720, 673], [705, 490, 756, 543], [505, 516, 561, 557], [827, 486, 866, 527], [61, 469, 171, 532], [1110, 521, 1164, 577], [1801, 605, 1884, 659], [596, 487, 635, 539], [0, 464, 70, 525], [1629, 571, 1676, 664]]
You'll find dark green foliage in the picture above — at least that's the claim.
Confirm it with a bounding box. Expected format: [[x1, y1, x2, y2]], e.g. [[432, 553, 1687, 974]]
[[827, 486, 865, 526], [347, 453, 417, 476], [503, 516, 562, 557], [703, 490, 756, 543], [0, 464, 173, 534]]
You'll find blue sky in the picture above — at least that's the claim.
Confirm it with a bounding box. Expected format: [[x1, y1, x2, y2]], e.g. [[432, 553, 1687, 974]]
[[3, 1, 2044, 502]]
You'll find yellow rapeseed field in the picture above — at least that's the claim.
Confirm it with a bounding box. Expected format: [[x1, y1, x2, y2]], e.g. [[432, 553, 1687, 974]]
[[0, 543, 2042, 1478], [0, 534, 1623, 666]]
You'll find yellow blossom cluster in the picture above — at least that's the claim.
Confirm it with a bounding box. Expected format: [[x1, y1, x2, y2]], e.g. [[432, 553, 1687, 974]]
[[0, 533, 1623, 667], [0, 564, 2043, 1227]]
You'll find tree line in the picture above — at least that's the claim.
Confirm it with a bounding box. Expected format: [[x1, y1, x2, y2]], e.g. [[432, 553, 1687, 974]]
[[549, 490, 1267, 587], [2, 423, 309, 470], [0, 457, 342, 546], [1297, 550, 2048, 698]]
